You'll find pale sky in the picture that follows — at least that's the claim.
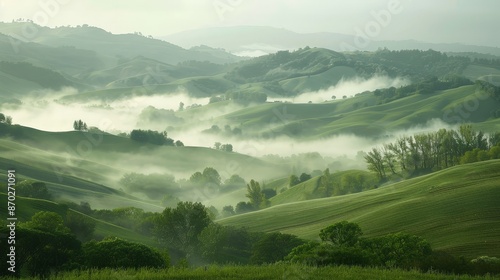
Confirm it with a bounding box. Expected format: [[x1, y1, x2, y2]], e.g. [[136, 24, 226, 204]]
[[0, 0, 499, 47]]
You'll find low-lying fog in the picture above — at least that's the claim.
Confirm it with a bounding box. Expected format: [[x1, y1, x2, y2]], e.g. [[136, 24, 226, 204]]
[[1, 75, 454, 173], [268, 75, 410, 103]]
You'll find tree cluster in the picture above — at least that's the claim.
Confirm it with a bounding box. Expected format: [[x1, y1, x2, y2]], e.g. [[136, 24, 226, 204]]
[[73, 119, 88, 131], [15, 180, 52, 200], [286, 220, 500, 275], [213, 141, 234, 152], [373, 75, 473, 104], [0, 210, 165, 278], [475, 80, 500, 102], [130, 129, 181, 146], [288, 172, 312, 187], [286, 221, 432, 270], [365, 125, 500, 180], [314, 169, 377, 198], [223, 180, 271, 216], [0, 113, 13, 125]]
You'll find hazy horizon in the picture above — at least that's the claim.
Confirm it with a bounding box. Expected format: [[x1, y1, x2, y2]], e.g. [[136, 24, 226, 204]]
[[0, 0, 499, 48]]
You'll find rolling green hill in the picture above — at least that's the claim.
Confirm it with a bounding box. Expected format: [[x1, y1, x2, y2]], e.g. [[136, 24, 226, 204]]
[[270, 170, 377, 205], [0, 123, 289, 208], [0, 193, 158, 247], [218, 84, 500, 138], [219, 159, 500, 258], [0, 22, 241, 66]]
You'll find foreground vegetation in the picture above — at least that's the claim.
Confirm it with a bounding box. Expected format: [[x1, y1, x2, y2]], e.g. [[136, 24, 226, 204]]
[[4, 264, 499, 280]]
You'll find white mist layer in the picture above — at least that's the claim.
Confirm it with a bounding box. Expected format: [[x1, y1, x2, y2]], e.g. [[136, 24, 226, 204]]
[[1, 88, 209, 132], [269, 76, 410, 103]]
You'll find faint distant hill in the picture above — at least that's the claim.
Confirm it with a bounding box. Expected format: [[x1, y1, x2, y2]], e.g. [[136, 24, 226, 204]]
[[163, 26, 500, 57], [0, 22, 242, 65]]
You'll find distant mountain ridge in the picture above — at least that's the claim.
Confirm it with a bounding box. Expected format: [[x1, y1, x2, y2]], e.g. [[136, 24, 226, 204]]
[[0, 22, 242, 65], [163, 26, 500, 57]]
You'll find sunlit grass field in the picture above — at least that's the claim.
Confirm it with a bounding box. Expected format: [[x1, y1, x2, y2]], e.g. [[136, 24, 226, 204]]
[[220, 160, 500, 258]]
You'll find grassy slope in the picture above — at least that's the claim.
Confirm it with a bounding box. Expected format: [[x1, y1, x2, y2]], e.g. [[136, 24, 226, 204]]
[[0, 124, 286, 176], [0, 124, 287, 209], [219, 160, 500, 258], [0, 140, 163, 211], [221, 85, 500, 138], [270, 170, 377, 205], [0, 193, 157, 247], [279, 65, 358, 93], [463, 64, 500, 84]]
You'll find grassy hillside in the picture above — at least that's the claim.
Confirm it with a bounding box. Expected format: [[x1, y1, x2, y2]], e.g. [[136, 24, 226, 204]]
[[0, 193, 158, 247], [0, 124, 288, 209], [219, 160, 500, 258], [0, 22, 241, 66], [463, 65, 500, 85], [269, 176, 322, 205], [220, 84, 500, 138], [270, 170, 377, 205]]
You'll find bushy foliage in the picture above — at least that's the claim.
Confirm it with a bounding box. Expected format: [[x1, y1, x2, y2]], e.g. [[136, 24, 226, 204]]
[[154, 202, 212, 258], [64, 211, 97, 242], [319, 221, 362, 247], [0, 227, 81, 277], [250, 232, 305, 264], [21, 211, 71, 234], [15, 180, 52, 200], [130, 129, 175, 146], [287, 221, 432, 271], [198, 224, 253, 264], [82, 237, 168, 269]]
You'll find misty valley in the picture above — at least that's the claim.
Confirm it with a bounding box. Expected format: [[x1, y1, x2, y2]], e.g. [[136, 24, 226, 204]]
[[1, 20, 500, 279]]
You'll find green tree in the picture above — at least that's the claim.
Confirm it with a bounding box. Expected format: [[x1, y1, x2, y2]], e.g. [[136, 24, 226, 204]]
[[221, 205, 235, 217], [224, 174, 246, 188], [235, 201, 254, 214], [316, 168, 333, 197], [319, 221, 363, 247], [73, 119, 87, 131], [221, 143, 233, 152], [15, 180, 51, 199], [214, 142, 221, 150], [64, 211, 96, 242], [0, 113, 10, 125], [83, 237, 168, 269], [154, 201, 212, 258], [288, 174, 300, 187], [0, 227, 80, 277], [189, 171, 204, 184], [299, 172, 312, 183], [22, 211, 71, 234], [362, 232, 432, 269], [250, 232, 304, 264], [245, 180, 266, 209], [203, 167, 222, 186], [262, 188, 277, 199], [175, 140, 184, 147], [198, 224, 253, 264], [364, 148, 387, 180]]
